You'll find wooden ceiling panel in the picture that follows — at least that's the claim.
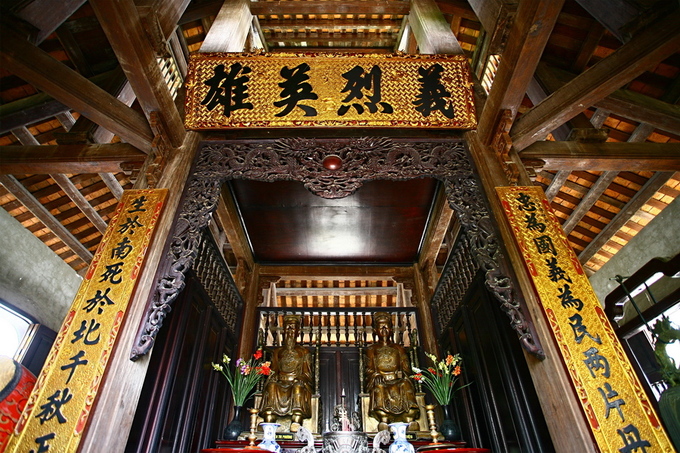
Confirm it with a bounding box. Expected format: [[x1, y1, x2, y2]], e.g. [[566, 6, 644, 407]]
[[230, 178, 438, 264]]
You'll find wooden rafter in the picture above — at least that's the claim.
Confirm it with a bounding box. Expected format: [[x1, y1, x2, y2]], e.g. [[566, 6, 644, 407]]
[[589, 108, 610, 129], [418, 190, 454, 269], [9, 126, 110, 235], [259, 265, 415, 280], [214, 187, 254, 269], [465, 0, 517, 54], [199, 0, 252, 52], [578, 172, 675, 264], [0, 143, 145, 175], [275, 287, 400, 296], [145, 0, 193, 39], [51, 173, 108, 234], [56, 112, 77, 131], [14, 0, 87, 44], [535, 64, 680, 137], [258, 19, 402, 30], [0, 99, 69, 136], [90, 0, 185, 148], [408, 0, 463, 54], [0, 174, 93, 263], [99, 173, 124, 200], [558, 113, 660, 237], [265, 34, 397, 44], [519, 141, 680, 172], [434, 0, 477, 20], [560, 171, 619, 234], [539, 172, 625, 211], [544, 170, 570, 202], [0, 28, 153, 152], [526, 78, 571, 141], [0, 69, 123, 136], [249, 1, 410, 16], [571, 20, 605, 72], [595, 89, 680, 137], [574, 0, 640, 42], [55, 24, 93, 77], [477, 0, 565, 145], [511, 10, 680, 150]]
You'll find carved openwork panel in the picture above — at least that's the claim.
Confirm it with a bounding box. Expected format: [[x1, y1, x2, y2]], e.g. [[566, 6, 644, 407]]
[[130, 137, 544, 360], [431, 232, 478, 332], [193, 229, 242, 335]]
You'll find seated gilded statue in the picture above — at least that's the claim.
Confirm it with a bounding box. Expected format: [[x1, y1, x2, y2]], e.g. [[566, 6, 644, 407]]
[[259, 315, 313, 431], [365, 312, 420, 431]]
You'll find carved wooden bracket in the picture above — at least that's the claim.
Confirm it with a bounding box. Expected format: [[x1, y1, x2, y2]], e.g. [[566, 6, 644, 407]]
[[130, 137, 544, 360], [491, 109, 519, 184], [145, 111, 171, 188]]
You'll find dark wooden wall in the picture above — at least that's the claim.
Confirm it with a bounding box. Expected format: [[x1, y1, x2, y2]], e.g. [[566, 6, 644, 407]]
[[318, 348, 362, 431], [125, 273, 236, 453], [441, 275, 555, 453]]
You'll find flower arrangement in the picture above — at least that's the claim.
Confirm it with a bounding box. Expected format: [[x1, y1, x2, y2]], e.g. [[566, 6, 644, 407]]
[[212, 348, 271, 406], [411, 352, 466, 406]]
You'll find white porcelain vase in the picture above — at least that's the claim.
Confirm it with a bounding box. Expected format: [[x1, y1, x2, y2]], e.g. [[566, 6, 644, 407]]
[[259, 422, 281, 453], [388, 423, 414, 453]]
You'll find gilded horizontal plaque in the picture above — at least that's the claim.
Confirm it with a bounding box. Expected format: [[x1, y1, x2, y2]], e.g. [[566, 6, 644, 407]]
[[184, 52, 476, 129], [497, 186, 673, 453]]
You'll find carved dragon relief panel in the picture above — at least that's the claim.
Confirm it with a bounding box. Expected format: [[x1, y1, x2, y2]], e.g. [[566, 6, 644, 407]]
[[130, 137, 544, 360]]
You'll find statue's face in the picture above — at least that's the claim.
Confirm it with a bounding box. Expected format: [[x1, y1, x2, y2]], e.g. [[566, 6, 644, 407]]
[[375, 316, 392, 339], [284, 320, 299, 341]]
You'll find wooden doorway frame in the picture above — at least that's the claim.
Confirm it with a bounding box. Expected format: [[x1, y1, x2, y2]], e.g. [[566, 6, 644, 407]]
[[128, 137, 544, 361]]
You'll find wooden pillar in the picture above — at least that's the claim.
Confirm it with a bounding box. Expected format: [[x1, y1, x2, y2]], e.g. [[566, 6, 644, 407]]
[[77, 132, 201, 453], [465, 130, 596, 453], [412, 263, 438, 355], [408, 0, 464, 54], [238, 262, 261, 360]]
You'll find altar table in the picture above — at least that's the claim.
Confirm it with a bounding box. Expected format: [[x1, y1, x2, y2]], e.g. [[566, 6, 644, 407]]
[[201, 442, 491, 453]]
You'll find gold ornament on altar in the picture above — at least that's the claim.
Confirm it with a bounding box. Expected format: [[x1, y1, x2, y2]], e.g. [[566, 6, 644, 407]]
[[365, 312, 420, 431]]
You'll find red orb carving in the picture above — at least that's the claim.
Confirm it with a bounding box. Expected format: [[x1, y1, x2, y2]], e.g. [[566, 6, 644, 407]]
[[323, 155, 343, 171]]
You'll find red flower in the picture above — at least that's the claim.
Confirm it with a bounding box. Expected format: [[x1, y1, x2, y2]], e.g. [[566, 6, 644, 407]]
[[412, 373, 424, 382], [253, 349, 263, 360], [453, 365, 461, 376], [258, 362, 272, 375], [428, 367, 436, 374]]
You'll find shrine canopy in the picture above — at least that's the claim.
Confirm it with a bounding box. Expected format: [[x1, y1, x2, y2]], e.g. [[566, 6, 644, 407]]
[[184, 53, 476, 129]]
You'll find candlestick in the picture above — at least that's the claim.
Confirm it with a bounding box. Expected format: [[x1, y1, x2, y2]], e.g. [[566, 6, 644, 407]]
[[247, 408, 259, 448], [425, 404, 439, 444]]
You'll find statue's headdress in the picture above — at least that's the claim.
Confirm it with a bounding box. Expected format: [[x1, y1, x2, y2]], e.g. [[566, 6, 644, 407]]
[[283, 314, 302, 327], [372, 311, 392, 325]]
